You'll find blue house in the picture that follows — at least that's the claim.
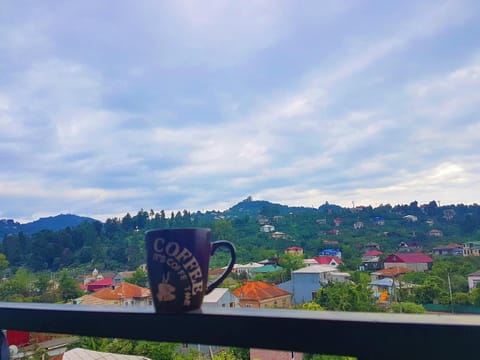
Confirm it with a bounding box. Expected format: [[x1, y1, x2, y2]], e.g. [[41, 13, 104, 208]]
[[372, 216, 385, 225], [318, 248, 342, 258], [278, 265, 350, 304]]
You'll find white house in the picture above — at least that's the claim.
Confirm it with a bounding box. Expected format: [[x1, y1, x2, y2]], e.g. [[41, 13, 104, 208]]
[[403, 215, 418, 222], [468, 271, 480, 291], [203, 288, 239, 308], [227, 262, 263, 277], [260, 224, 275, 232]]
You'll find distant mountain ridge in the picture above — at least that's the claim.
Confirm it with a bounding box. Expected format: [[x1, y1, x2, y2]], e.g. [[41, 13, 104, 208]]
[[225, 197, 342, 216], [0, 214, 98, 237], [1, 199, 344, 237]]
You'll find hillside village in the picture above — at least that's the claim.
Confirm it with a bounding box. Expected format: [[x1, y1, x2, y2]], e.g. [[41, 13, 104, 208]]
[[2, 199, 480, 359]]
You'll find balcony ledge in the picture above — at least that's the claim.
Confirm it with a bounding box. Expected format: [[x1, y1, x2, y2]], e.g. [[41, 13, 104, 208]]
[[1, 302, 479, 360]]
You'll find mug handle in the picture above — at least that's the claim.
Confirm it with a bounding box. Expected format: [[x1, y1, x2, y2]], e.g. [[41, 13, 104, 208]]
[[207, 240, 236, 294]]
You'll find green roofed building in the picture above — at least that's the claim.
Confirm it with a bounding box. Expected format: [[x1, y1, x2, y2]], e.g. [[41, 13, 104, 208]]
[[251, 265, 283, 274]]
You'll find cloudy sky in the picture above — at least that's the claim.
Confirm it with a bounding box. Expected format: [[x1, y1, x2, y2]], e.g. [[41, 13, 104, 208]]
[[1, 1, 480, 222]]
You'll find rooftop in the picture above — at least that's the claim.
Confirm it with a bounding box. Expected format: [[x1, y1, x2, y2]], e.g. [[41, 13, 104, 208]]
[[364, 249, 383, 256], [372, 267, 413, 277], [64, 348, 152, 360], [251, 264, 283, 273], [293, 265, 339, 274], [312, 256, 343, 265], [203, 288, 236, 303], [385, 253, 434, 263], [432, 243, 462, 250], [232, 281, 290, 301], [91, 282, 151, 300], [87, 277, 113, 287]]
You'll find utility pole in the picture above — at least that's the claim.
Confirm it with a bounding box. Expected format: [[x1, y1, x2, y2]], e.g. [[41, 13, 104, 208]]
[[447, 273, 453, 313]]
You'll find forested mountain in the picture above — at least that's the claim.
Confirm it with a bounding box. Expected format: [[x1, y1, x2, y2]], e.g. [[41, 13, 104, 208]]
[[0, 214, 97, 237], [1, 199, 480, 274]]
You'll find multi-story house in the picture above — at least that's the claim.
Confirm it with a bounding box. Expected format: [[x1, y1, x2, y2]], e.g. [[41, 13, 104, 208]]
[[464, 242, 480, 256], [432, 244, 463, 256]]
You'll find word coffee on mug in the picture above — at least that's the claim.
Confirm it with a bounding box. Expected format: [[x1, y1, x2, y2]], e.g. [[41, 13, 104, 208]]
[[145, 228, 236, 312]]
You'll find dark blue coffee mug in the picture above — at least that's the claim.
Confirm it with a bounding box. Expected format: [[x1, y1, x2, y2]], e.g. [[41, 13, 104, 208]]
[[145, 228, 236, 312]]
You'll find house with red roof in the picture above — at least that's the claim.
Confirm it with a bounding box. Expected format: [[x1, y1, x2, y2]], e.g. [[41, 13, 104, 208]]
[[384, 253, 434, 272], [363, 250, 383, 257], [232, 281, 291, 309], [312, 256, 343, 267], [86, 277, 114, 292]]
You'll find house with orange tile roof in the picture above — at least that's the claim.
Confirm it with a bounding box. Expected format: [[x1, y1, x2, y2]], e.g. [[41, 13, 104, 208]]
[[232, 281, 291, 309], [74, 282, 152, 307], [370, 267, 413, 281]]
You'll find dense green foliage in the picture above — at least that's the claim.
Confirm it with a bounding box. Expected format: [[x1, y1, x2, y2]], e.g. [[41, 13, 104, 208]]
[[1, 200, 480, 275], [0, 267, 80, 303], [391, 302, 426, 313], [315, 282, 381, 312], [78, 337, 246, 360]]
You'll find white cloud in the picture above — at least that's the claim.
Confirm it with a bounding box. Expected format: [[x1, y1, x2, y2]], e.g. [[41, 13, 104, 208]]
[[408, 62, 480, 121], [129, 0, 291, 67], [1, 1, 480, 221]]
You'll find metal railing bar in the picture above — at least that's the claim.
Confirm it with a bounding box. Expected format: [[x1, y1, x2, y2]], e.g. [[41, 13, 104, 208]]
[[1, 302, 478, 360]]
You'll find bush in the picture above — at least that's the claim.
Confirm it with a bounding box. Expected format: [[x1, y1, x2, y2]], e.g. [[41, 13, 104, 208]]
[[391, 302, 425, 314]]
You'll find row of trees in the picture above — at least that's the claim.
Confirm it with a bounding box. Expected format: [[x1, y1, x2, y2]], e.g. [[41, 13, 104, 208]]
[[0, 268, 82, 303], [2, 199, 480, 274]]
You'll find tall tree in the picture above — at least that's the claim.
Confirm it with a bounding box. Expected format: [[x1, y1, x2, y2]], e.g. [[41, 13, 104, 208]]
[[315, 282, 380, 312], [0, 253, 9, 273], [58, 269, 82, 302], [126, 268, 149, 288]]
